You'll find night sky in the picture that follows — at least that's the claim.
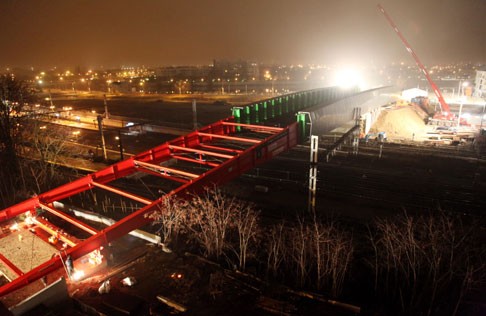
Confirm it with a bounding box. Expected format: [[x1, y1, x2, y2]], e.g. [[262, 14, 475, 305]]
[[0, 0, 484, 69]]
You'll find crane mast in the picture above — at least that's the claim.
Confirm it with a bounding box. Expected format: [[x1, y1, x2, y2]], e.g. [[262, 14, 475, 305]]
[[377, 4, 451, 116]]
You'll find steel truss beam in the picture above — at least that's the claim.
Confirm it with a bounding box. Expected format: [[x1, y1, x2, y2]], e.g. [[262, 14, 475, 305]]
[[38, 203, 98, 236], [0, 253, 24, 278], [91, 182, 153, 205], [198, 143, 244, 154], [0, 118, 298, 296], [171, 155, 221, 168], [134, 160, 200, 179], [34, 217, 80, 247], [135, 166, 189, 184], [197, 132, 262, 144], [168, 145, 235, 159], [221, 122, 284, 132]]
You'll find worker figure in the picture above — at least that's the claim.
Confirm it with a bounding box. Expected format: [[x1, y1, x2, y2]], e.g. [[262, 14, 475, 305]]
[[66, 255, 74, 277]]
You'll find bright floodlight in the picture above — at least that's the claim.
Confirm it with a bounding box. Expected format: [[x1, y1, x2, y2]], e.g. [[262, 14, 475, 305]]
[[71, 269, 85, 281], [333, 68, 362, 89]]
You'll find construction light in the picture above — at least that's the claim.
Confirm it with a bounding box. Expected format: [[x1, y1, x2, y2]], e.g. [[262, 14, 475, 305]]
[[71, 269, 85, 281], [24, 215, 35, 226], [333, 68, 363, 89], [9, 223, 19, 231]]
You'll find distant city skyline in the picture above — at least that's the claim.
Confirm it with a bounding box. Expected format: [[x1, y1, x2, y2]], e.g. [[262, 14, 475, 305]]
[[1, 0, 484, 69]]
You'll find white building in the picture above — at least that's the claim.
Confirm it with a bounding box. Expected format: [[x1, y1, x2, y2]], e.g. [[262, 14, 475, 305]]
[[401, 88, 428, 101], [474, 67, 486, 97]]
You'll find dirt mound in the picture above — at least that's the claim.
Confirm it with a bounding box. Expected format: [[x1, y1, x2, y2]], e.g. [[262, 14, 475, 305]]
[[370, 106, 427, 141]]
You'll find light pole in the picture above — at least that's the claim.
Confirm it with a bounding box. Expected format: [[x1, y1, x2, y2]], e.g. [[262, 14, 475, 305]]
[[116, 131, 124, 161], [192, 99, 198, 130], [96, 115, 108, 161], [308, 135, 318, 213]]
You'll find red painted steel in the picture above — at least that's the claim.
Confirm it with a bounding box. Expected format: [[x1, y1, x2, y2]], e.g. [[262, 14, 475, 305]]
[[91, 182, 153, 205], [0, 118, 298, 296], [0, 253, 24, 278], [34, 217, 80, 247], [169, 145, 235, 159], [134, 160, 200, 179], [221, 121, 284, 132], [198, 143, 244, 154], [197, 132, 262, 144], [38, 203, 98, 236], [135, 166, 190, 184], [171, 155, 221, 168]]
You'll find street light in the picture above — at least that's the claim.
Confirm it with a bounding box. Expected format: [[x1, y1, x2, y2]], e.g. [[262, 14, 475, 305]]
[[116, 131, 124, 160]]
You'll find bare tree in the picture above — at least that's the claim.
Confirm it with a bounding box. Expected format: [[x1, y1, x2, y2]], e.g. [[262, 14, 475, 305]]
[[147, 195, 187, 248], [230, 202, 260, 271], [369, 211, 485, 315], [184, 187, 235, 260], [266, 221, 286, 278], [0, 74, 36, 206], [289, 216, 310, 287], [20, 119, 79, 190], [310, 214, 353, 297]]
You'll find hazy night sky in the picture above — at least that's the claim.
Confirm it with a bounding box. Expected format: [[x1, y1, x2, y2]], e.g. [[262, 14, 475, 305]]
[[0, 0, 484, 69]]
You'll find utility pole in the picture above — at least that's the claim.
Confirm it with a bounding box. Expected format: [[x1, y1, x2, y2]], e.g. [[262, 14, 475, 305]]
[[116, 130, 124, 161], [192, 99, 198, 130], [48, 90, 55, 108], [103, 94, 109, 119], [97, 115, 108, 160], [353, 107, 361, 155], [308, 135, 318, 213]]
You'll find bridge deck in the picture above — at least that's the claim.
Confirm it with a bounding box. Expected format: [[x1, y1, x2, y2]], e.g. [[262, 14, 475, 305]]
[[0, 86, 366, 297]]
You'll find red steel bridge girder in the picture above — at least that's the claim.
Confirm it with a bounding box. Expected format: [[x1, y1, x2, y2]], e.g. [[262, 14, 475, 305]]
[[0, 118, 298, 297]]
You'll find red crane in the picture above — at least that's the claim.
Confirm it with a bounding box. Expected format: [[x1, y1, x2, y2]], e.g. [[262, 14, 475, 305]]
[[377, 4, 455, 122]]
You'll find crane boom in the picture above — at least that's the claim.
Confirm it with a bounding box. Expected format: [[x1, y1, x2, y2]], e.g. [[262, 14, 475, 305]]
[[377, 4, 450, 114]]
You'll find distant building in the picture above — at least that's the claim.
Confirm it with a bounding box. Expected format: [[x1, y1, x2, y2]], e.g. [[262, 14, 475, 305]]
[[155, 66, 211, 80], [474, 67, 486, 97], [212, 59, 259, 81], [401, 88, 428, 101]]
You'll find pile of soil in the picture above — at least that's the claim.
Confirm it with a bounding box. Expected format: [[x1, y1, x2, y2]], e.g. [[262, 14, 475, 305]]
[[370, 106, 427, 141]]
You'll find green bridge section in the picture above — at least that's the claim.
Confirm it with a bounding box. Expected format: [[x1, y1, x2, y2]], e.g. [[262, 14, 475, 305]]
[[231, 86, 359, 141]]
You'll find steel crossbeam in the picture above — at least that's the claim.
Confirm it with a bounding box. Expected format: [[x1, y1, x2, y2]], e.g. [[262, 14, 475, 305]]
[[0, 253, 23, 278], [0, 118, 298, 297], [133, 160, 200, 179], [168, 145, 235, 159], [198, 143, 244, 154], [34, 217, 79, 247], [197, 132, 262, 144], [38, 203, 99, 236], [91, 182, 153, 205]]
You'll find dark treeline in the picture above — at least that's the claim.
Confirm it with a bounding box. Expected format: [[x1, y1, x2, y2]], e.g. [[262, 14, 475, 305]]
[[145, 187, 485, 316]]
